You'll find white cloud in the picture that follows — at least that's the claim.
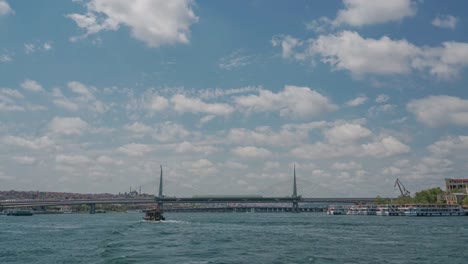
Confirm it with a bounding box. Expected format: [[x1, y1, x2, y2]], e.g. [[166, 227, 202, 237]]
[[234, 85, 338, 119], [171, 94, 234, 116], [291, 142, 358, 160], [52, 88, 80, 112], [118, 143, 152, 156], [153, 122, 190, 142], [13, 156, 37, 165], [362, 136, 410, 157], [0, 88, 24, 111], [0, 0, 13, 16], [332, 161, 362, 171], [3, 135, 55, 150], [289, 31, 468, 79], [124, 122, 152, 135], [48, 117, 89, 135], [21, 79, 44, 92], [219, 49, 253, 70], [96, 155, 122, 166], [174, 141, 218, 155], [68, 81, 94, 101], [427, 136, 468, 157], [56, 154, 91, 165], [346, 96, 367, 106], [310, 31, 418, 76], [147, 94, 169, 112], [324, 123, 372, 145], [231, 146, 272, 159], [407, 95, 468, 127], [24, 43, 36, 54], [432, 15, 458, 29], [67, 0, 198, 47], [226, 125, 308, 147], [271, 35, 304, 59], [0, 54, 13, 62], [375, 94, 389, 103], [23, 41, 52, 54], [333, 0, 416, 27]]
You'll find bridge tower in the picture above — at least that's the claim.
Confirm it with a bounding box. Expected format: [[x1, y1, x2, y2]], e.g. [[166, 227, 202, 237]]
[[292, 164, 300, 213], [157, 165, 164, 209]]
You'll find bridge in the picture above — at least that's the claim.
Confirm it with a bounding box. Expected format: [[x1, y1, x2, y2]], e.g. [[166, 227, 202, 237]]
[[0, 165, 386, 214]]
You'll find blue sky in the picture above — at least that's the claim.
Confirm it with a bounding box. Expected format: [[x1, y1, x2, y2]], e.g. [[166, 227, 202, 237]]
[[1, 0, 468, 197]]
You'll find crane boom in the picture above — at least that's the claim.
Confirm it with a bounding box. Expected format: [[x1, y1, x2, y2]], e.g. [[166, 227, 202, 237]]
[[394, 178, 410, 196]]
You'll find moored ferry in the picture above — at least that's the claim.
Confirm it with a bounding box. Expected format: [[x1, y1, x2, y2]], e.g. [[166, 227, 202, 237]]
[[376, 204, 401, 216], [398, 204, 466, 216], [326, 205, 347, 215], [347, 205, 377, 215]]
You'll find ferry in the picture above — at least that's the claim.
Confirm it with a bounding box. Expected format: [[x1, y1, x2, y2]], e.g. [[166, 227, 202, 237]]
[[326, 205, 347, 215], [398, 204, 466, 217], [347, 205, 377, 215], [143, 207, 165, 221], [376, 204, 401, 216]]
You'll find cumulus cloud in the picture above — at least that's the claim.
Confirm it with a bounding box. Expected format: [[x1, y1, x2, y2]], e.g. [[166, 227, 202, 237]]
[[0, 0, 13, 16], [21, 79, 44, 92], [153, 122, 190, 142], [333, 0, 416, 27], [346, 96, 367, 106], [427, 136, 468, 157], [271, 35, 304, 59], [56, 154, 91, 165], [278, 31, 468, 79], [67, 0, 198, 47], [174, 141, 218, 155], [375, 94, 389, 103], [171, 94, 234, 116], [3, 136, 54, 150], [231, 146, 272, 159], [48, 117, 89, 135], [361, 136, 410, 157], [118, 143, 152, 156], [432, 15, 458, 29], [324, 123, 372, 145], [13, 156, 37, 165], [407, 95, 468, 127], [234, 85, 338, 119], [0, 53, 13, 62]]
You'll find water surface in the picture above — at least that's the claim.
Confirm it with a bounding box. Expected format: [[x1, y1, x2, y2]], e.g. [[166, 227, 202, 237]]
[[1, 213, 467, 263]]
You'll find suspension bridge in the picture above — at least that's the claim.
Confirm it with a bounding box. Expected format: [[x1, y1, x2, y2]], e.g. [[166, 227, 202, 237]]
[[0, 166, 389, 214]]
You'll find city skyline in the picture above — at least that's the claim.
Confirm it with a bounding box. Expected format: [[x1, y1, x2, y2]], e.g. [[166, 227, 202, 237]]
[[1, 0, 468, 197]]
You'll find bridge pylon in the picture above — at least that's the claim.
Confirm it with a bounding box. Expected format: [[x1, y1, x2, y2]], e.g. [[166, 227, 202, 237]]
[[292, 164, 300, 213], [157, 165, 164, 209]]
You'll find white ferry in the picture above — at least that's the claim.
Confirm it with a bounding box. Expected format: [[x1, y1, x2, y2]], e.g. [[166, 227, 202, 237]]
[[398, 204, 466, 216], [326, 205, 347, 215], [376, 204, 401, 216], [347, 205, 377, 215]]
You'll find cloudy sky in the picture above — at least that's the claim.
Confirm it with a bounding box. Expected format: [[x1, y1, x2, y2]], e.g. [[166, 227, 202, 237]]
[[1, 0, 468, 197]]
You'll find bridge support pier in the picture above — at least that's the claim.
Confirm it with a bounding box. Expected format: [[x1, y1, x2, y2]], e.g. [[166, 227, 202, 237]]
[[88, 203, 96, 214]]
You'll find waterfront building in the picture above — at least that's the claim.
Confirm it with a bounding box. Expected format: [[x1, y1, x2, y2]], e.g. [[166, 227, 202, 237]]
[[443, 178, 468, 205], [445, 178, 468, 193]]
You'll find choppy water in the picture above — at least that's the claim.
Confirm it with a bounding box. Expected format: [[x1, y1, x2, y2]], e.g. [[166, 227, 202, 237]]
[[0, 212, 467, 263]]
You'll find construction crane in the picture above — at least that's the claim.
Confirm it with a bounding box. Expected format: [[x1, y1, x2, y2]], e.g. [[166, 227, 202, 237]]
[[394, 178, 411, 197]]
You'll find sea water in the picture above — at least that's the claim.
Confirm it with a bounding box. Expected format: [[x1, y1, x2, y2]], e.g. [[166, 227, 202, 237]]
[[0, 213, 467, 263]]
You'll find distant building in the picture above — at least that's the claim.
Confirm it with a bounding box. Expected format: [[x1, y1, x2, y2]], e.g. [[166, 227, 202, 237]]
[[443, 178, 468, 205], [445, 178, 468, 193]]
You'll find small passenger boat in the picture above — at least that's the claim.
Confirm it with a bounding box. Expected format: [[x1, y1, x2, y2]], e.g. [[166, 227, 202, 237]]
[[326, 205, 347, 215], [143, 207, 165, 221]]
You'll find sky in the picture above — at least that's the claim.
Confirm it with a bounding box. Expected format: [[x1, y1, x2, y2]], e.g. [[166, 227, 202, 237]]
[[1, 0, 468, 197]]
